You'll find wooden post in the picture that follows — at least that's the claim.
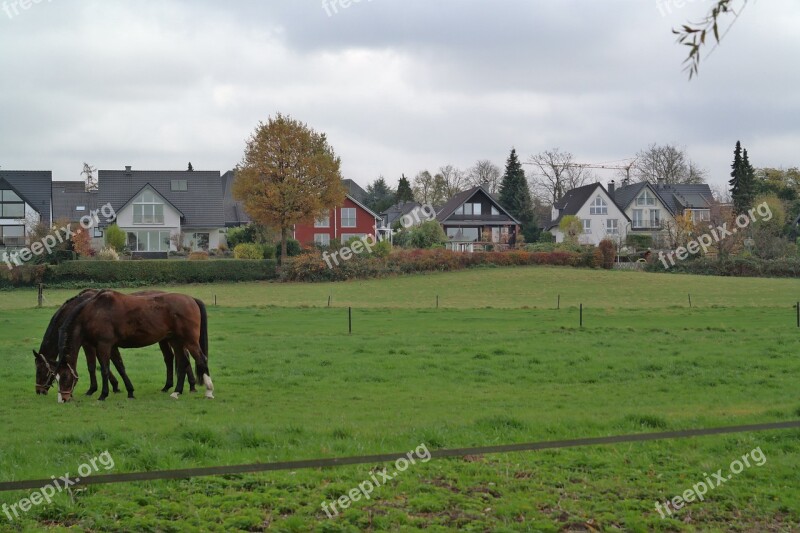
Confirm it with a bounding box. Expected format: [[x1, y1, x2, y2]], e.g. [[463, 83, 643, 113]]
[[349, 307, 352, 334], [37, 284, 43, 308], [796, 302, 799, 328], [436, 295, 439, 309], [557, 294, 560, 310], [688, 294, 692, 308], [580, 303, 583, 327], [328, 295, 331, 308], [214, 294, 217, 307]]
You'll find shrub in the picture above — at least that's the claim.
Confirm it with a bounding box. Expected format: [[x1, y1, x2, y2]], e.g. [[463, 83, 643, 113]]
[[410, 221, 447, 249], [104, 224, 127, 252], [626, 234, 652, 250], [97, 247, 120, 261], [234, 243, 264, 260], [275, 239, 301, 258], [373, 239, 392, 258], [598, 239, 616, 269], [538, 231, 555, 243], [188, 251, 210, 261]]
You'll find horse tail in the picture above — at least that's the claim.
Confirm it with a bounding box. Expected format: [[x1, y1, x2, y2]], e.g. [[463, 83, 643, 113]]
[[195, 298, 209, 361]]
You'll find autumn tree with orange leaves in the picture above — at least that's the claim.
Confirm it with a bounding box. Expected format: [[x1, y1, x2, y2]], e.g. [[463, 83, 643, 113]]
[[233, 114, 345, 264]]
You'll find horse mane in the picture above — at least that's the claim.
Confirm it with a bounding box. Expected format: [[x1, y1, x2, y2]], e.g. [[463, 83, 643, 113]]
[[40, 289, 97, 354], [57, 289, 109, 365]]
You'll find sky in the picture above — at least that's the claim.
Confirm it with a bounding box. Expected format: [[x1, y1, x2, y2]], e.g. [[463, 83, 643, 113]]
[[0, 0, 798, 195]]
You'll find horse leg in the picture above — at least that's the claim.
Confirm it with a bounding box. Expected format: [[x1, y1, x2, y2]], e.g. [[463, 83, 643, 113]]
[[109, 348, 135, 400], [98, 352, 111, 402], [185, 357, 197, 393], [83, 344, 99, 396], [186, 343, 213, 399], [159, 341, 175, 392], [169, 342, 188, 399]]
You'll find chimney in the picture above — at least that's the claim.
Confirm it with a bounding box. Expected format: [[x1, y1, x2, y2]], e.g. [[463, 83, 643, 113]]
[[657, 178, 665, 187], [124, 165, 132, 175], [608, 180, 615, 196]]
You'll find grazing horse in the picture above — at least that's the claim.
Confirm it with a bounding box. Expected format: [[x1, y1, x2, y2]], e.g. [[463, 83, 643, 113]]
[[34, 289, 197, 396], [55, 290, 213, 402]]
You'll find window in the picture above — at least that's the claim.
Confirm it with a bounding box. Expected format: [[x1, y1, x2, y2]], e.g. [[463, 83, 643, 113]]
[[1, 189, 25, 219], [93, 227, 104, 238], [0, 225, 26, 246], [132, 190, 165, 224], [471, 203, 482, 216], [75, 206, 86, 212], [341, 208, 356, 228], [649, 209, 661, 228], [340, 233, 366, 242], [446, 227, 480, 241], [192, 233, 210, 251], [632, 209, 644, 228], [314, 234, 331, 246], [606, 219, 619, 234], [315, 213, 330, 228], [590, 196, 608, 215], [582, 219, 591, 234], [491, 206, 500, 216], [688, 209, 710, 222], [127, 230, 171, 252], [171, 180, 188, 192], [636, 190, 656, 206]]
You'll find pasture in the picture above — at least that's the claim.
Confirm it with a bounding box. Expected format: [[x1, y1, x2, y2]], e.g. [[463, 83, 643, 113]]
[[0, 267, 799, 532]]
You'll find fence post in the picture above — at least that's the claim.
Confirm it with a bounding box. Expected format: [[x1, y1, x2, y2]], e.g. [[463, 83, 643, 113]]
[[557, 294, 560, 310], [37, 284, 43, 308], [688, 294, 692, 308], [580, 303, 583, 327], [349, 307, 352, 334]]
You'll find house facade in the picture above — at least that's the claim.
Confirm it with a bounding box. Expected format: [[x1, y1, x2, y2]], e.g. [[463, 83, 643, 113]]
[[294, 195, 381, 246], [548, 183, 630, 246], [436, 186, 520, 251], [0, 171, 52, 261], [97, 167, 225, 257]]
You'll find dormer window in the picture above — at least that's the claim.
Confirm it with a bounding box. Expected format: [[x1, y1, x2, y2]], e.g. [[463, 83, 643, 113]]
[[589, 196, 607, 215], [171, 180, 188, 192]]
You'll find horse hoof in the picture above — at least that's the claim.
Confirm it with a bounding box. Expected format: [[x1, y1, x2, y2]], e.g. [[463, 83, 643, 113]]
[[161, 387, 172, 393], [128, 395, 136, 400], [170, 392, 181, 400], [98, 397, 107, 402], [85, 390, 96, 396], [189, 388, 198, 393], [205, 391, 215, 400]]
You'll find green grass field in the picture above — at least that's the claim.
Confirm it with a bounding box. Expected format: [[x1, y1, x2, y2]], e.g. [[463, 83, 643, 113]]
[[0, 267, 799, 531]]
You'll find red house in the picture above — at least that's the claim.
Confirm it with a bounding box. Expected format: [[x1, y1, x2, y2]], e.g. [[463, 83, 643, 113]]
[[293, 188, 381, 247]]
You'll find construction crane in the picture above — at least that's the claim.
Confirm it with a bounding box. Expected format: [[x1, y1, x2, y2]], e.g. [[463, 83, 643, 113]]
[[564, 158, 637, 183]]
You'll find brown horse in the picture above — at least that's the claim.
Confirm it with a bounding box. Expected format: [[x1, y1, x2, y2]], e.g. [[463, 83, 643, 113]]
[[34, 289, 197, 396], [55, 290, 212, 402]]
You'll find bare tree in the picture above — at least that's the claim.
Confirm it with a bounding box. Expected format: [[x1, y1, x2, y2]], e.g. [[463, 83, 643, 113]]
[[631, 143, 707, 185], [467, 160, 502, 193], [81, 162, 98, 192], [528, 148, 589, 204], [438, 165, 467, 199], [412, 170, 449, 205]]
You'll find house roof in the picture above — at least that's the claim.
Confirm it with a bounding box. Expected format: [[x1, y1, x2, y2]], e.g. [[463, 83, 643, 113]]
[[52, 181, 97, 223], [221, 170, 251, 227], [0, 171, 52, 226], [346, 193, 381, 220], [612, 181, 649, 211], [380, 201, 423, 226], [343, 179, 368, 204], [436, 185, 520, 225], [97, 168, 224, 229], [549, 182, 630, 230], [614, 181, 714, 217]]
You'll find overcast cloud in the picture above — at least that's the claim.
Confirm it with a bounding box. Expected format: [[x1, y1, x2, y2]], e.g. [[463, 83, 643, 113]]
[[0, 0, 798, 193]]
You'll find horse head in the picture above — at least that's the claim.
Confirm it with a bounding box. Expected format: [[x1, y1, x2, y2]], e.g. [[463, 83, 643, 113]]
[[33, 350, 56, 395]]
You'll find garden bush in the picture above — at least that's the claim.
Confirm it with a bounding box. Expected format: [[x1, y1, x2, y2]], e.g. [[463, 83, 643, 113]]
[[234, 243, 264, 260]]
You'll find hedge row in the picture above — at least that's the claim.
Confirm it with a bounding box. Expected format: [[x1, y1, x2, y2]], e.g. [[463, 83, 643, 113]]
[[646, 256, 800, 278], [0, 260, 278, 288]]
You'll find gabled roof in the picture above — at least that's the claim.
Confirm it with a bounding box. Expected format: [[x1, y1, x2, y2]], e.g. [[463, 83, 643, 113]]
[[52, 181, 97, 223], [343, 179, 368, 204], [549, 182, 630, 229], [346, 194, 381, 220], [436, 185, 520, 224], [612, 181, 649, 211], [657, 184, 713, 213], [97, 168, 224, 228], [221, 170, 251, 227], [0, 171, 52, 226], [381, 201, 423, 226], [118, 183, 186, 217]]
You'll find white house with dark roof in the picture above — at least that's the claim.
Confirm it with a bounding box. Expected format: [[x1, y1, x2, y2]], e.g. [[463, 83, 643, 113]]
[[0, 171, 52, 260], [435, 185, 520, 250], [548, 183, 630, 245], [97, 166, 226, 257]]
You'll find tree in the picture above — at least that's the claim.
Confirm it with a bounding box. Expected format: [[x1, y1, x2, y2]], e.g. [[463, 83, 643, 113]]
[[409, 220, 447, 249], [364, 177, 396, 214], [396, 174, 414, 203], [104, 224, 126, 252], [467, 160, 502, 193], [631, 143, 707, 185], [673, 0, 749, 79], [233, 114, 345, 264], [729, 140, 754, 214], [528, 148, 590, 204], [71, 224, 94, 257], [412, 170, 448, 206], [559, 215, 583, 245], [499, 149, 538, 243], [187, 162, 194, 171], [437, 165, 467, 199]]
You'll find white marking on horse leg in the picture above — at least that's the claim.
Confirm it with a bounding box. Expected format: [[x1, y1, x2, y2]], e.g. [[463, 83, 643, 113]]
[[170, 392, 181, 400], [203, 374, 214, 391], [58, 393, 63, 403]]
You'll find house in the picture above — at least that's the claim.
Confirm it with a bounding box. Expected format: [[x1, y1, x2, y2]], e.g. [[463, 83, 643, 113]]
[[0, 171, 52, 257], [97, 166, 225, 257], [612, 179, 714, 247], [436, 185, 520, 251], [548, 182, 630, 246], [52, 181, 105, 248], [221, 170, 251, 228], [293, 181, 382, 246]]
